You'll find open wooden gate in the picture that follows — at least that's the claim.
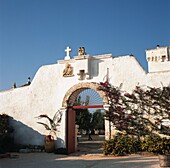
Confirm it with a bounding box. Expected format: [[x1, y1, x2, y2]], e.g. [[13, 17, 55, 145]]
[[66, 105, 104, 154], [66, 107, 76, 154]]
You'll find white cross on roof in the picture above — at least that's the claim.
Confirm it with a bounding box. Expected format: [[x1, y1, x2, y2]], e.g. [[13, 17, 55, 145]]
[[64, 46, 72, 60]]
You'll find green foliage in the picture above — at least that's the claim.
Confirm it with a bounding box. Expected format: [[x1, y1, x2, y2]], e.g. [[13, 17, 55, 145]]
[[99, 81, 170, 156], [75, 96, 92, 131], [141, 134, 170, 155], [103, 133, 170, 156], [75, 96, 105, 132], [103, 133, 141, 156], [91, 110, 104, 130], [76, 108, 105, 132], [0, 114, 14, 153], [76, 109, 92, 130], [0, 114, 13, 137], [74, 95, 90, 106]]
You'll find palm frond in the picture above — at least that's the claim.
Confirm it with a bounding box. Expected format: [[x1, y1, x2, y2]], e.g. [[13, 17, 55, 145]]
[[36, 110, 62, 131], [53, 110, 62, 123], [37, 122, 51, 130], [37, 114, 54, 126]]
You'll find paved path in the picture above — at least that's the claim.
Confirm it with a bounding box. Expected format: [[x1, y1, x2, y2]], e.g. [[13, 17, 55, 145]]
[[0, 136, 160, 168], [0, 153, 160, 168]]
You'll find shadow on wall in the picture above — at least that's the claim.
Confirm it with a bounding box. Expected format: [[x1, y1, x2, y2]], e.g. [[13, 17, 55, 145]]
[[9, 117, 44, 146], [90, 58, 104, 77], [8, 117, 65, 149]]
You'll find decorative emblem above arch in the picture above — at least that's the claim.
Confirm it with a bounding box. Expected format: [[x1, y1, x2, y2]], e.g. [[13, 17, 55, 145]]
[[62, 82, 108, 107]]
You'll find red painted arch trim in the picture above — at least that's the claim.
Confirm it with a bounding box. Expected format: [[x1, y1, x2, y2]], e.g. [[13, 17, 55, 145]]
[[72, 105, 103, 109]]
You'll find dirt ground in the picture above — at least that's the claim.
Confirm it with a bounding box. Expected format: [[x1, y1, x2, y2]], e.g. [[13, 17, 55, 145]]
[[0, 153, 160, 168], [0, 135, 160, 168]]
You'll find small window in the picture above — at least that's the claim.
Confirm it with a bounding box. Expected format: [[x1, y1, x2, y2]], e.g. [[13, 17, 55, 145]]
[[162, 55, 166, 62], [152, 57, 154, 61], [78, 70, 85, 80], [155, 56, 157, 61], [147, 57, 150, 62]]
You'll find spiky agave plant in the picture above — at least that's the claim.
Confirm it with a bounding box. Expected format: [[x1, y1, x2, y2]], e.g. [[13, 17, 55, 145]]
[[36, 110, 62, 131]]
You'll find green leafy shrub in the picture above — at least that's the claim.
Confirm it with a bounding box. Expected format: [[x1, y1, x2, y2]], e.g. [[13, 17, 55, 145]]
[[141, 134, 170, 155], [103, 133, 141, 156], [103, 139, 114, 155], [0, 114, 14, 153]]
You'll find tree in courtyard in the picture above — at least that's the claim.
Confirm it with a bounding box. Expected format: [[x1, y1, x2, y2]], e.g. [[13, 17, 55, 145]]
[[74, 96, 92, 132], [91, 109, 105, 131]]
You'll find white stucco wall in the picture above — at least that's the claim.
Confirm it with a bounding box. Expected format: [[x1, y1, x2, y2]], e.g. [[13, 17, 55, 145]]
[[146, 46, 170, 73], [0, 53, 169, 147], [148, 61, 170, 73]]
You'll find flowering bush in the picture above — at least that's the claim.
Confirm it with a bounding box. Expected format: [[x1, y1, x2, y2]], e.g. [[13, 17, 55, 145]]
[[99, 81, 170, 156], [98, 81, 170, 137]]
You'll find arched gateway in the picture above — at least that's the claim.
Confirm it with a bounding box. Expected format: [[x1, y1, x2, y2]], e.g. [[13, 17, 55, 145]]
[[62, 82, 108, 153]]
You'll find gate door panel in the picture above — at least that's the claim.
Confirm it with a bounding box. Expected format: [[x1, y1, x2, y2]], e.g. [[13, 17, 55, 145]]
[[67, 108, 76, 154]]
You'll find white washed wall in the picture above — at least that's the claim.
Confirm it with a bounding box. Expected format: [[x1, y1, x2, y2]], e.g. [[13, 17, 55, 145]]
[[0, 54, 169, 147]]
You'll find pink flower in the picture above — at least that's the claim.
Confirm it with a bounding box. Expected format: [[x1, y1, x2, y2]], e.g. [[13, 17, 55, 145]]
[[124, 93, 132, 98]]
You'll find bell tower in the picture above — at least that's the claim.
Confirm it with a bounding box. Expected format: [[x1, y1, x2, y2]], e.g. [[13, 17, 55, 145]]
[[145, 45, 170, 73]]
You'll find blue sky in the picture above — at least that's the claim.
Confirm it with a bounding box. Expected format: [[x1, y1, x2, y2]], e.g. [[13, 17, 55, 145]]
[[0, 0, 170, 91]]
